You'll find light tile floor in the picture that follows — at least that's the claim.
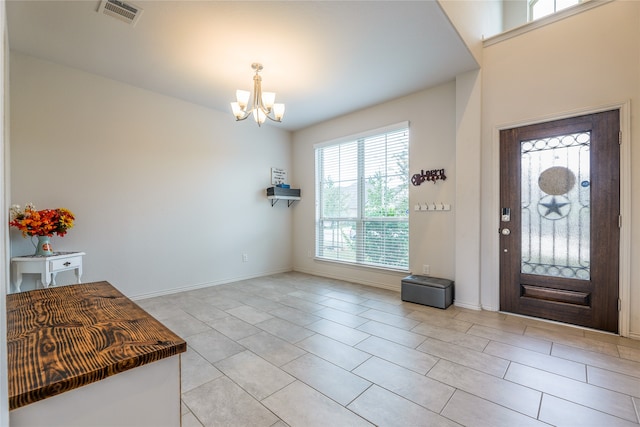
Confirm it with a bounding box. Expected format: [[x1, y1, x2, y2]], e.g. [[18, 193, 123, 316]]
[[137, 272, 640, 427]]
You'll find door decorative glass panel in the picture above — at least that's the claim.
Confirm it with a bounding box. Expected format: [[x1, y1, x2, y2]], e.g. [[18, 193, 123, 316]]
[[520, 132, 591, 279]]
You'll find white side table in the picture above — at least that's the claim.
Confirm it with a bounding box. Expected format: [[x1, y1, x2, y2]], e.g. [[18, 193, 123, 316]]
[[11, 252, 85, 293]]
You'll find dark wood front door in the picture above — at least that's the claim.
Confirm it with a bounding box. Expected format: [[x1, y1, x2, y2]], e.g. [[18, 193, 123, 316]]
[[499, 110, 620, 333]]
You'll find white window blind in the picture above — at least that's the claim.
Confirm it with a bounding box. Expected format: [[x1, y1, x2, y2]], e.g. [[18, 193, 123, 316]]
[[315, 123, 409, 270]]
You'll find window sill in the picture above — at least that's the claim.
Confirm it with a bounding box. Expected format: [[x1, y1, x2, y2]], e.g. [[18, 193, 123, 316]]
[[313, 256, 409, 275]]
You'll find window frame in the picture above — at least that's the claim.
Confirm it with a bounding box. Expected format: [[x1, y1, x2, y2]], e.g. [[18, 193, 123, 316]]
[[314, 122, 410, 272]]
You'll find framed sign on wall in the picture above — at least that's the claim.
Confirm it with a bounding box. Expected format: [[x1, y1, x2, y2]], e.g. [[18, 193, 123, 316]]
[[271, 167, 287, 185]]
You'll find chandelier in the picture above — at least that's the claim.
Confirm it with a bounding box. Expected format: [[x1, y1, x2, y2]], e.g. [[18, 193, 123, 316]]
[[230, 63, 285, 126]]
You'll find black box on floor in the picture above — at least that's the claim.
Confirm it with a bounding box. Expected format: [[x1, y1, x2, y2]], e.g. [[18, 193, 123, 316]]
[[401, 275, 454, 309], [266, 187, 301, 197]]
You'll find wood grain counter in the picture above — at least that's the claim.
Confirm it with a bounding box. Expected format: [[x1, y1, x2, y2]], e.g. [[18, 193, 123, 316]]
[[7, 281, 186, 411]]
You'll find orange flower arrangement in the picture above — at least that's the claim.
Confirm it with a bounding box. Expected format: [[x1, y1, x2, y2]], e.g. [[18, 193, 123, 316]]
[[9, 203, 75, 237]]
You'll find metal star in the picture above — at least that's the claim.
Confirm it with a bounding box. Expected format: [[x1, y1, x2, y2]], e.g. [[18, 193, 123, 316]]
[[540, 196, 569, 217]]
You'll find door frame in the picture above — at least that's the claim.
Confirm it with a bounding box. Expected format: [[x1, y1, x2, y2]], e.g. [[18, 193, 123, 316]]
[[490, 101, 631, 336]]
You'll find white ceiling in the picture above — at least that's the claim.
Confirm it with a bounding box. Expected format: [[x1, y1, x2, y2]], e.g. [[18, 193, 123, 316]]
[[6, 0, 479, 131]]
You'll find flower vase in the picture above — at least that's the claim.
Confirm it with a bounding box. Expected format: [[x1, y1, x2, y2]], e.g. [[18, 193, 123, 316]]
[[34, 235, 54, 256]]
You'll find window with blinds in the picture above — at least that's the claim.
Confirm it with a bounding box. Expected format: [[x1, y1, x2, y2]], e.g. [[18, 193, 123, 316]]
[[315, 122, 409, 270]]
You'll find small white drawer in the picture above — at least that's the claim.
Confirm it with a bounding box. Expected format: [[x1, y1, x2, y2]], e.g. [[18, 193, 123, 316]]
[[50, 257, 82, 272]]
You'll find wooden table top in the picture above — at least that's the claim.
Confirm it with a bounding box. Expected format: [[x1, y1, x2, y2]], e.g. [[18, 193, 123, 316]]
[[7, 281, 186, 410]]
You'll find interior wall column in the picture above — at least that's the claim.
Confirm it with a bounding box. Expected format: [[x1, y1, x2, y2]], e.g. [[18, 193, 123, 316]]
[[454, 69, 482, 310]]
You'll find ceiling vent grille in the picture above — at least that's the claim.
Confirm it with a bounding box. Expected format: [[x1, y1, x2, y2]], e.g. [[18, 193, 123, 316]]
[[98, 0, 143, 26]]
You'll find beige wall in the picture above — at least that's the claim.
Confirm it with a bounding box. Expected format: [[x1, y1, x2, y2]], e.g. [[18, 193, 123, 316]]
[[292, 82, 457, 291], [454, 69, 482, 310], [481, 0, 640, 336], [438, 0, 502, 65], [9, 52, 293, 298]]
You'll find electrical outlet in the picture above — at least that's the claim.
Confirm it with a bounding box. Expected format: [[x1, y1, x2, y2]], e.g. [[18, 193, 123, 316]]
[[423, 264, 430, 275], [242, 253, 248, 262]]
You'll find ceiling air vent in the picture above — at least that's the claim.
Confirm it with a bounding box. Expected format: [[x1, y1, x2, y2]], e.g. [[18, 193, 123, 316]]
[[98, 0, 143, 26]]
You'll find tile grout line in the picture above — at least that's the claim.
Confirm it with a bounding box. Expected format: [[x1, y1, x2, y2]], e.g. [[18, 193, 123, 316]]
[[153, 273, 640, 426]]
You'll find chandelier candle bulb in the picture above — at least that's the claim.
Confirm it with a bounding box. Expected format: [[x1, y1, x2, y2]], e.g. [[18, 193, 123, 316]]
[[273, 103, 285, 121], [253, 109, 267, 125], [231, 102, 243, 119], [236, 90, 250, 108], [262, 92, 276, 109]]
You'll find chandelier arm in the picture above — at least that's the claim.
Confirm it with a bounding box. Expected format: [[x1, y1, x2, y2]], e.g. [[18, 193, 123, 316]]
[[263, 114, 281, 123], [258, 105, 273, 115]]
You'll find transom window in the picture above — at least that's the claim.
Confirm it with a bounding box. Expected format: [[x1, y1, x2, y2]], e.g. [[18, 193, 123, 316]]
[[314, 122, 409, 271], [529, 0, 582, 21]]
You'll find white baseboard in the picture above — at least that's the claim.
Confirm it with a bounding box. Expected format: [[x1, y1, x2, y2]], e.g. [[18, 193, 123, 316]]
[[628, 331, 640, 341], [129, 267, 294, 301], [454, 300, 482, 311]]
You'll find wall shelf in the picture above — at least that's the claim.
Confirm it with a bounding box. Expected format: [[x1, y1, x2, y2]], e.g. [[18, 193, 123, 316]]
[[266, 186, 300, 207], [267, 195, 300, 207]]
